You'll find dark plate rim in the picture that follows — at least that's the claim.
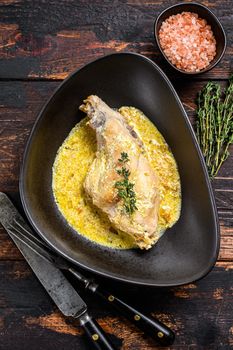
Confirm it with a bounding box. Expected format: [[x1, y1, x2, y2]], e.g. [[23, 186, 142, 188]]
[[154, 2, 227, 75], [19, 52, 220, 287]]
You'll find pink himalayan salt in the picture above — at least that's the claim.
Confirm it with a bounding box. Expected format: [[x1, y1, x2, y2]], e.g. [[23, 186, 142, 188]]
[[158, 12, 216, 72]]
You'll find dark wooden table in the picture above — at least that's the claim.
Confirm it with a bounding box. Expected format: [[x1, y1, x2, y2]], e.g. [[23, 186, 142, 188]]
[[0, 1, 232, 349]]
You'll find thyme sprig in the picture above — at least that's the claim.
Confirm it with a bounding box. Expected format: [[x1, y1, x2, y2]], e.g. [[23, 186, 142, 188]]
[[196, 76, 233, 178], [115, 152, 137, 215], [118, 151, 129, 163]]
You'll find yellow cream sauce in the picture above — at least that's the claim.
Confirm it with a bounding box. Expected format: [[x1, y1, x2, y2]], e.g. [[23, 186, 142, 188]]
[[52, 107, 181, 249]]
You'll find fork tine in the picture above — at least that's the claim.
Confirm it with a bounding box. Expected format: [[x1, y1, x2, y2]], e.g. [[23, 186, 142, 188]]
[[7, 226, 55, 265], [9, 221, 48, 253], [13, 219, 50, 249], [8, 220, 69, 270]]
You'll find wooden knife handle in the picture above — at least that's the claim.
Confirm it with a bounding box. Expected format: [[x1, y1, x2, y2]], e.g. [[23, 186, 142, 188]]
[[94, 286, 175, 346], [68, 267, 174, 346], [79, 312, 117, 350]]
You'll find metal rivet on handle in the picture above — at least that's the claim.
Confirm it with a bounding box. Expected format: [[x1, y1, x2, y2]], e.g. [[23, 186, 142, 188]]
[[157, 331, 164, 338], [92, 334, 99, 341], [134, 314, 141, 321], [108, 295, 114, 302]]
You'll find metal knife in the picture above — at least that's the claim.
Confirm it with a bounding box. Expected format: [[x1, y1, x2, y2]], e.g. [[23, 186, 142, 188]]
[[0, 192, 116, 350]]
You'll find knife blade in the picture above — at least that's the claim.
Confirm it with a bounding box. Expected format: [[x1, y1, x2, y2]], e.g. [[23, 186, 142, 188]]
[[0, 192, 116, 350]]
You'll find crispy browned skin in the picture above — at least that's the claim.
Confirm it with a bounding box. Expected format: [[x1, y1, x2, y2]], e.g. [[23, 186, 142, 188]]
[[79, 95, 160, 249]]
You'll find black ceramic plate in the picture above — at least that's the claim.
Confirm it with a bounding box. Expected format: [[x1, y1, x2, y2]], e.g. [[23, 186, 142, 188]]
[[20, 53, 219, 287]]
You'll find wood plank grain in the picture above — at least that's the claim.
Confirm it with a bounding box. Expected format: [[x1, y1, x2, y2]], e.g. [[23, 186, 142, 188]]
[[0, 0, 232, 80], [0, 261, 232, 349]]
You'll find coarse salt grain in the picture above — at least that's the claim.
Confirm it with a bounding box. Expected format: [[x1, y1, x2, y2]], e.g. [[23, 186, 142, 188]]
[[158, 12, 216, 72]]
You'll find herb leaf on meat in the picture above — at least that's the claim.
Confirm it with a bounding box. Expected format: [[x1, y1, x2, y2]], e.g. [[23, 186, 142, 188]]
[[115, 152, 137, 215]]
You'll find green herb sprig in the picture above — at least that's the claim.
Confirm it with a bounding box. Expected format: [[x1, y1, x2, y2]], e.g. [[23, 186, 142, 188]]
[[196, 76, 233, 178], [115, 152, 137, 215]]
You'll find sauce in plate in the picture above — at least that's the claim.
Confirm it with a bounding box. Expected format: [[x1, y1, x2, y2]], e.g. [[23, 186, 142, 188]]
[[52, 107, 181, 249]]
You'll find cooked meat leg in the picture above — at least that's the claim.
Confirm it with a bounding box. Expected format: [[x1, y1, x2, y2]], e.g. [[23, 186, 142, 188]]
[[79, 95, 160, 249]]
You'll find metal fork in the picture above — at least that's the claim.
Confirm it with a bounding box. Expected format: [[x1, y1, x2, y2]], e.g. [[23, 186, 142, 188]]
[[8, 219, 91, 286], [8, 219, 175, 346]]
